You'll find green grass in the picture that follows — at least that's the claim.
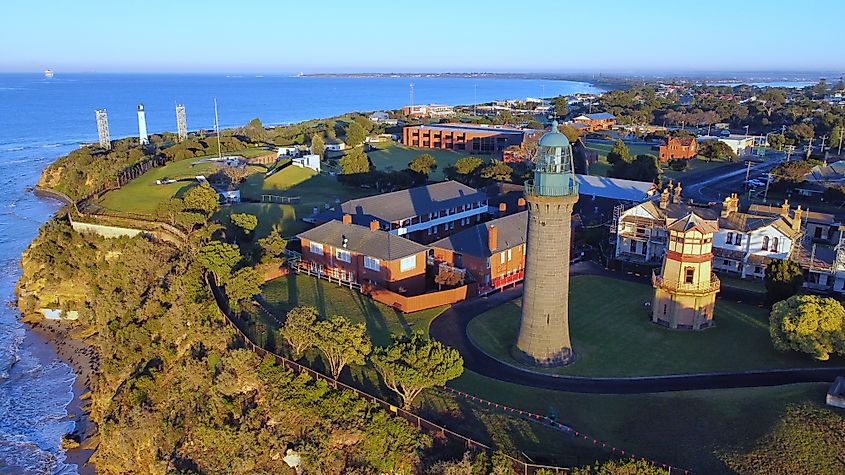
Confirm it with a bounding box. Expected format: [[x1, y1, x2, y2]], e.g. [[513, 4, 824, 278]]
[[585, 141, 657, 160], [718, 274, 766, 293], [260, 273, 446, 346], [466, 275, 844, 377], [98, 158, 238, 214], [232, 166, 375, 237], [438, 371, 840, 473], [588, 157, 611, 177], [367, 143, 472, 181]]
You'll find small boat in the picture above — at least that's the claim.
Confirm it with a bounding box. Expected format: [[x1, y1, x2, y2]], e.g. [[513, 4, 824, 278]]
[[44, 69, 54, 78]]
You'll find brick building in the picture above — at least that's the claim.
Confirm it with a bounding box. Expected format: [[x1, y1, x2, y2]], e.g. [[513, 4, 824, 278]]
[[431, 211, 528, 294], [401, 104, 454, 118], [297, 216, 429, 295], [573, 113, 616, 131], [658, 136, 698, 162], [402, 123, 525, 153]]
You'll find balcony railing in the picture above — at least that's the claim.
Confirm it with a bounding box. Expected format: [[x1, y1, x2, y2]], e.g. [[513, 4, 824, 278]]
[[652, 270, 720, 293], [524, 180, 578, 198]]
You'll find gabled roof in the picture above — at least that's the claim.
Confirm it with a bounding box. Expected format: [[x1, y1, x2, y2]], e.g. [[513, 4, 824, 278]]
[[432, 211, 528, 258], [339, 181, 487, 223], [298, 220, 427, 261], [667, 212, 719, 234], [576, 174, 656, 202], [576, 112, 616, 120]]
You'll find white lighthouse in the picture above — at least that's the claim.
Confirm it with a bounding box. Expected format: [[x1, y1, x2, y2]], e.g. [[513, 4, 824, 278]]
[[137, 103, 149, 145]]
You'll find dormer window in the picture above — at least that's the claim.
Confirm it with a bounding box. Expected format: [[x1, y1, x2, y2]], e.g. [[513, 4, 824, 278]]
[[726, 232, 733, 244], [736, 234, 743, 246], [762, 236, 769, 251], [771, 237, 779, 252]]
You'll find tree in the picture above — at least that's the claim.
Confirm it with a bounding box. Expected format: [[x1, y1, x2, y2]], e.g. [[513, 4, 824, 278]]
[[558, 124, 581, 143], [830, 125, 843, 152], [257, 226, 287, 262], [453, 156, 484, 175], [668, 158, 689, 172], [339, 147, 370, 175], [408, 153, 437, 176], [224, 267, 262, 312], [770, 295, 845, 361], [371, 332, 463, 409], [345, 121, 367, 147], [606, 139, 632, 165], [768, 133, 788, 151], [552, 96, 569, 118], [699, 140, 738, 162], [764, 259, 804, 305], [197, 241, 241, 280], [310, 133, 325, 158], [241, 118, 268, 143], [787, 123, 814, 143], [230, 213, 258, 238], [183, 183, 220, 216], [480, 160, 513, 182], [313, 316, 372, 379], [279, 306, 319, 358]]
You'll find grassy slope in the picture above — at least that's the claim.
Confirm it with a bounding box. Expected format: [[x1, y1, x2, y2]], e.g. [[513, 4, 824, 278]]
[[367, 143, 472, 181], [260, 273, 446, 347], [467, 275, 844, 376]]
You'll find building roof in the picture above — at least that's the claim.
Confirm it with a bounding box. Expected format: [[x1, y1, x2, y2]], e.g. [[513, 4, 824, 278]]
[[665, 136, 696, 147], [407, 123, 524, 135], [431, 211, 527, 257], [538, 124, 570, 148], [668, 212, 719, 234], [339, 181, 487, 223], [298, 220, 428, 261], [576, 174, 656, 202], [577, 113, 616, 120]]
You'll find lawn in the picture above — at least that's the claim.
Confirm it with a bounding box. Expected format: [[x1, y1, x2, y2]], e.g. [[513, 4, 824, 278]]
[[366, 143, 472, 181], [231, 165, 375, 237], [436, 371, 840, 474], [718, 274, 766, 293], [662, 158, 736, 181], [259, 273, 447, 346], [466, 275, 845, 377], [97, 158, 231, 214], [585, 141, 657, 160]]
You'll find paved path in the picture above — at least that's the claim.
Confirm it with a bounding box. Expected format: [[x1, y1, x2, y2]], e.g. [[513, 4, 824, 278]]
[[429, 263, 844, 394]]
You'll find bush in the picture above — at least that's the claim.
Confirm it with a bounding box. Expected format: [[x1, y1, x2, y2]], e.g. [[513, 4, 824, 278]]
[[668, 158, 688, 171]]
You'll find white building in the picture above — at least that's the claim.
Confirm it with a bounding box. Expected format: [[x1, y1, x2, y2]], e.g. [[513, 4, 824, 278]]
[[698, 135, 755, 156], [324, 142, 347, 152], [277, 146, 299, 157], [292, 154, 321, 172]]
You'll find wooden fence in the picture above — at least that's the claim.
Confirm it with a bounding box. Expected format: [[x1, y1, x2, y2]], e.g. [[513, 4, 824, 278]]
[[206, 274, 570, 475]]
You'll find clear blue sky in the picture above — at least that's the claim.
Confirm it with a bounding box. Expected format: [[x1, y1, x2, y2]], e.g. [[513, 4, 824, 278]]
[[3, 0, 842, 73]]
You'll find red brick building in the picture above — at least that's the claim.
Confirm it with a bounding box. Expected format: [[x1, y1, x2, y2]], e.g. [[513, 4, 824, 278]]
[[297, 216, 429, 295], [402, 123, 525, 153], [573, 113, 616, 131], [431, 211, 528, 294], [658, 136, 698, 162]]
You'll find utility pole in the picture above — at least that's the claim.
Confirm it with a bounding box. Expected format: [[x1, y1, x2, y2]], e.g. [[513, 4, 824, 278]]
[[839, 129, 844, 155], [763, 173, 772, 203], [473, 84, 477, 116], [214, 98, 221, 160], [409, 82, 414, 109], [806, 138, 813, 159], [785, 145, 794, 161], [744, 125, 750, 140], [820, 134, 828, 154], [745, 159, 752, 184]]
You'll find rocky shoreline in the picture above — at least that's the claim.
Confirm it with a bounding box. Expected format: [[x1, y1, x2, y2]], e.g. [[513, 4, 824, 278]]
[[28, 319, 97, 475]]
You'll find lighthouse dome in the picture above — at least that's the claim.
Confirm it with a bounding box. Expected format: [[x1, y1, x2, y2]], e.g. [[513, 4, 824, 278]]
[[538, 121, 570, 148]]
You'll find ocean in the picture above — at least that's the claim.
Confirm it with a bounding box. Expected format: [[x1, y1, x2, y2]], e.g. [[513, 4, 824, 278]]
[[0, 73, 602, 473]]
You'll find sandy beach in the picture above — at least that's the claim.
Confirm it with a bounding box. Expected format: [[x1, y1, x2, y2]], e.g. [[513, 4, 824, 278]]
[[28, 319, 98, 475]]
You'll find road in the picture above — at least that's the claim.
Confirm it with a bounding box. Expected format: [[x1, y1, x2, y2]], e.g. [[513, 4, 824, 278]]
[[428, 263, 845, 394], [682, 153, 787, 203]]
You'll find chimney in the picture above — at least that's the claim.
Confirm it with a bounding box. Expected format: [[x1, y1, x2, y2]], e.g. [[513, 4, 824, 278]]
[[780, 199, 790, 218], [517, 197, 526, 210], [370, 220, 380, 231], [498, 202, 507, 215], [792, 205, 803, 232], [667, 181, 675, 204], [488, 225, 498, 252], [342, 214, 352, 225], [659, 187, 669, 210], [721, 195, 733, 218], [674, 182, 682, 203]]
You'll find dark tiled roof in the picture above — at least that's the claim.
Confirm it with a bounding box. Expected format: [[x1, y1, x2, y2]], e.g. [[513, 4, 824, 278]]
[[297, 220, 428, 261], [667, 212, 719, 233], [432, 211, 528, 258], [339, 181, 487, 223], [713, 247, 745, 260]]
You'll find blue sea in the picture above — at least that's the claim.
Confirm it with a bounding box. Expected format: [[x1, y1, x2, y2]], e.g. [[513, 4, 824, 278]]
[[0, 73, 602, 473]]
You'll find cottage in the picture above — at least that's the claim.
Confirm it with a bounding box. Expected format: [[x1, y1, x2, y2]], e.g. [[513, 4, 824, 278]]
[[658, 136, 698, 162], [573, 113, 616, 131]]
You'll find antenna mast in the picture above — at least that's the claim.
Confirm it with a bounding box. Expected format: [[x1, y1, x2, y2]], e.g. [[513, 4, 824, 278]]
[[214, 98, 222, 159]]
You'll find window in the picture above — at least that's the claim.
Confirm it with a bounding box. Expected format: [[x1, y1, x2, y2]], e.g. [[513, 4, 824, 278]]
[[630, 240, 637, 252], [364, 256, 380, 271], [771, 237, 779, 252], [723, 259, 730, 266], [507, 249, 512, 262], [400, 255, 416, 272], [726, 232, 733, 244], [685, 268, 695, 284], [762, 236, 769, 251], [736, 234, 743, 246], [309, 242, 324, 255], [336, 249, 351, 263], [500, 252, 505, 264]]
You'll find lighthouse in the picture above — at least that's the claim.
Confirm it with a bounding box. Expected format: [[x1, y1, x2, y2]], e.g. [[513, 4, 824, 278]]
[[137, 103, 149, 145], [514, 121, 579, 366]]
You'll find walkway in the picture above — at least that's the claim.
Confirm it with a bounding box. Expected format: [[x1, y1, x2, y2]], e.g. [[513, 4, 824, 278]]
[[429, 262, 845, 394]]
